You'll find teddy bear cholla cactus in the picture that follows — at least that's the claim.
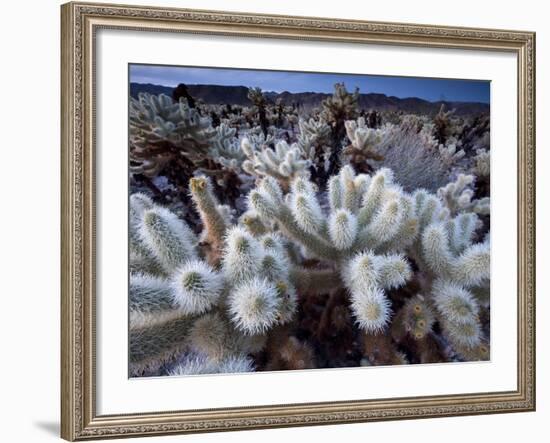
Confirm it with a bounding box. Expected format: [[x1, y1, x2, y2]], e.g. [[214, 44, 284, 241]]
[[248, 165, 490, 358], [129, 93, 216, 176], [248, 166, 418, 333], [241, 137, 311, 190], [129, 93, 249, 198], [129, 180, 298, 376], [130, 162, 490, 374]]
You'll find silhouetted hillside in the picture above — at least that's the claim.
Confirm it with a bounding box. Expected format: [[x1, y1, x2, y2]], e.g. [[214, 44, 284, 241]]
[[130, 83, 489, 116]]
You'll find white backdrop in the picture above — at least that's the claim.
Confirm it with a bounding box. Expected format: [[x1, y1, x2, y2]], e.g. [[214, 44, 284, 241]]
[[0, 0, 547, 442]]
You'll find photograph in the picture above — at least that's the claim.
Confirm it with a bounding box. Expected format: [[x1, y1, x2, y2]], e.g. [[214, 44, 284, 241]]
[[128, 64, 492, 378]]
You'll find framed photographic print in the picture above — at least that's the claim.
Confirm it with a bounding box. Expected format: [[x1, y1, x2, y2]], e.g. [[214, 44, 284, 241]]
[[61, 1, 536, 440]]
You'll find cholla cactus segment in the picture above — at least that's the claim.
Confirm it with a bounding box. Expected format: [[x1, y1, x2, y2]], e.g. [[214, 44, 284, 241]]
[[343, 250, 411, 299], [357, 168, 393, 227], [130, 192, 154, 218], [217, 355, 256, 373], [186, 312, 230, 361], [350, 286, 392, 333], [342, 251, 381, 293], [473, 148, 490, 177], [431, 279, 483, 350], [228, 277, 281, 334], [169, 353, 255, 376], [129, 193, 164, 273], [450, 241, 490, 287], [366, 198, 404, 246], [329, 209, 358, 250], [290, 191, 325, 235], [437, 174, 490, 216], [170, 260, 224, 315], [327, 174, 343, 212], [443, 319, 482, 349], [222, 226, 263, 282], [130, 273, 176, 316], [432, 280, 479, 325], [326, 165, 368, 213], [189, 176, 228, 251], [376, 254, 412, 290], [260, 250, 290, 282], [275, 282, 298, 325], [421, 223, 455, 277], [129, 314, 196, 376], [240, 210, 268, 236], [421, 214, 489, 288], [138, 206, 197, 272], [447, 212, 480, 254], [259, 175, 285, 206]]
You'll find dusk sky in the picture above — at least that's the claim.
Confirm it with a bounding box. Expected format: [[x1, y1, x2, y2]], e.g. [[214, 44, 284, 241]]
[[130, 64, 490, 104]]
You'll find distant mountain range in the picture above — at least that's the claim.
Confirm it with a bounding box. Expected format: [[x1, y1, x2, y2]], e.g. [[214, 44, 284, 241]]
[[130, 82, 489, 116]]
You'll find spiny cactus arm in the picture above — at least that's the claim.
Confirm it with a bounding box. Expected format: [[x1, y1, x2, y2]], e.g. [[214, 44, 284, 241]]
[[187, 312, 235, 361], [450, 241, 490, 287], [289, 266, 341, 294], [129, 273, 176, 315], [377, 195, 419, 252], [222, 226, 263, 282], [357, 168, 393, 227], [327, 175, 343, 212], [343, 250, 411, 294], [129, 314, 196, 376], [376, 254, 412, 290], [432, 280, 480, 325], [239, 211, 268, 236], [260, 249, 290, 282], [350, 285, 392, 333], [364, 198, 404, 247], [328, 209, 358, 250], [415, 191, 450, 230], [432, 279, 483, 350], [169, 354, 255, 376], [290, 191, 325, 235], [189, 176, 228, 251], [421, 223, 455, 278], [129, 249, 166, 276], [138, 206, 197, 273], [447, 212, 479, 254], [342, 251, 381, 293], [170, 260, 225, 315], [130, 193, 155, 252], [228, 277, 280, 335]]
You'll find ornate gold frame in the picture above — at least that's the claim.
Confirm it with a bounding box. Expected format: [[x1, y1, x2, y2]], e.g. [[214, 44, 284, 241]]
[[60, 1, 536, 440]]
